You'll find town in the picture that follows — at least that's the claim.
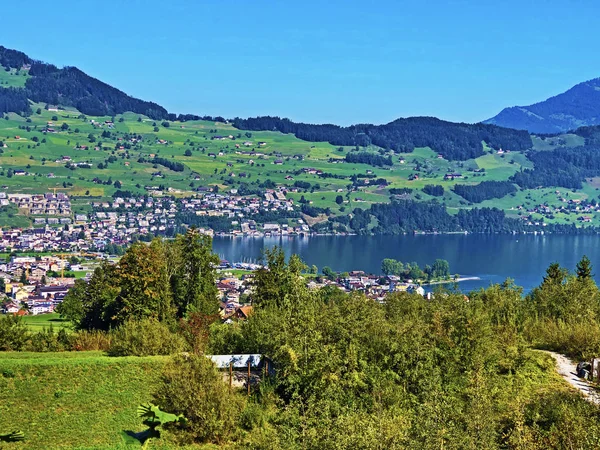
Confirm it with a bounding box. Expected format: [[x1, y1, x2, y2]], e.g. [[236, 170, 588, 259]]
[[0, 251, 430, 319]]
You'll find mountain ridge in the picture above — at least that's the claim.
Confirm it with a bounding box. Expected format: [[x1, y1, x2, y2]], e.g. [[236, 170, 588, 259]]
[[484, 77, 600, 134]]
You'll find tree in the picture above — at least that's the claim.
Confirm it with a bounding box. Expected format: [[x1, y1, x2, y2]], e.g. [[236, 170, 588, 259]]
[[113, 241, 173, 324], [335, 195, 344, 205], [184, 149, 192, 156], [113, 180, 122, 189], [322, 266, 336, 280], [542, 262, 567, 286], [253, 247, 306, 307], [170, 229, 220, 317], [19, 270, 27, 284], [577, 255, 593, 281]]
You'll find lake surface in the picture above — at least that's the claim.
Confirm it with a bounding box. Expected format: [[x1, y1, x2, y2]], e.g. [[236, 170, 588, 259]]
[[213, 234, 600, 293]]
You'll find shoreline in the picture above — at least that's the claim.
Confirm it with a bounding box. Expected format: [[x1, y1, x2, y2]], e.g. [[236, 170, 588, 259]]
[[424, 276, 481, 285]]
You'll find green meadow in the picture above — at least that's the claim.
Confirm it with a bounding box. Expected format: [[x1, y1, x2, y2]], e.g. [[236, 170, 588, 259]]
[[0, 352, 184, 449]]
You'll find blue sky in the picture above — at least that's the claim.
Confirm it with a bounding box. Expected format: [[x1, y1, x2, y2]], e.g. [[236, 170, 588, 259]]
[[2, 0, 600, 125]]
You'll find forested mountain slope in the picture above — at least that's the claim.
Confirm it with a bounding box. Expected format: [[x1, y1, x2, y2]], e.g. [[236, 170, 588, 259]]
[[484, 78, 600, 133]]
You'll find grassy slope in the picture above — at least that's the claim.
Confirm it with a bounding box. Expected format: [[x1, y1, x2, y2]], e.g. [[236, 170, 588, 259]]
[[0, 352, 190, 450], [0, 104, 598, 226], [0, 349, 588, 449]]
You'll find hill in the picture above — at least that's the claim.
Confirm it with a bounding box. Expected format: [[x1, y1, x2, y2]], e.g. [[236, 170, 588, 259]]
[[484, 78, 600, 133], [3, 44, 600, 234], [0, 352, 173, 449], [0, 46, 168, 119]]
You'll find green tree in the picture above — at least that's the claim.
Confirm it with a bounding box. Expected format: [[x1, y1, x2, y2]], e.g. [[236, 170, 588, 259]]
[[253, 247, 306, 307], [113, 241, 173, 324], [576, 255, 593, 281], [170, 229, 220, 317]]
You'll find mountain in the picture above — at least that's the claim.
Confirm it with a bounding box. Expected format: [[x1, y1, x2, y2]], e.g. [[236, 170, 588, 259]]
[[484, 78, 600, 134], [0, 45, 532, 161], [0, 45, 169, 119]]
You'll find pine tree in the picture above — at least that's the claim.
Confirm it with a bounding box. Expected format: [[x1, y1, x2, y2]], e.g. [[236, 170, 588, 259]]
[[576, 255, 593, 281]]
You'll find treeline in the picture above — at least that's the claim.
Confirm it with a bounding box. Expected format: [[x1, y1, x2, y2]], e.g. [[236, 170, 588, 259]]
[[453, 181, 517, 203], [0, 87, 30, 115], [345, 152, 393, 167], [57, 228, 219, 329], [25, 66, 168, 119], [232, 116, 532, 160], [511, 146, 600, 189], [422, 184, 444, 196], [0, 46, 32, 69], [151, 157, 185, 172]]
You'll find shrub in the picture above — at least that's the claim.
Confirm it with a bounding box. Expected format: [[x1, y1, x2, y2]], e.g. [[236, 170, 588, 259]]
[[0, 315, 30, 351], [107, 318, 186, 357], [28, 326, 67, 352], [71, 330, 111, 351], [154, 354, 245, 444]]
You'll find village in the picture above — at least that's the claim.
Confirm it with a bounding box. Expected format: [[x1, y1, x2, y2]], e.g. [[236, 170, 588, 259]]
[[0, 188, 315, 255], [0, 252, 427, 319]]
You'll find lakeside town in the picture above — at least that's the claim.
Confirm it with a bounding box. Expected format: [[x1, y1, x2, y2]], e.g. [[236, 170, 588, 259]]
[[1, 250, 445, 319]]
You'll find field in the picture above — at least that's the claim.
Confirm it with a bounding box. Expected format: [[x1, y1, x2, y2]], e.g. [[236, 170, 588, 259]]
[[1, 104, 599, 227], [0, 352, 184, 449], [21, 313, 70, 332]]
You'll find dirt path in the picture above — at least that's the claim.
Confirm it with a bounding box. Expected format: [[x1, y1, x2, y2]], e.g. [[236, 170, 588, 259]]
[[540, 350, 600, 405]]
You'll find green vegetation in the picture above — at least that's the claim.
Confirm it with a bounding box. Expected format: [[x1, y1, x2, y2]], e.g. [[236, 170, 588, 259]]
[[0, 352, 170, 449], [381, 257, 450, 281], [4, 250, 600, 447], [21, 313, 70, 332]]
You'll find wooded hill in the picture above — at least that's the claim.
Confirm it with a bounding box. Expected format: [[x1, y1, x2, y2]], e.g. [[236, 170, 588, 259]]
[[485, 77, 600, 133]]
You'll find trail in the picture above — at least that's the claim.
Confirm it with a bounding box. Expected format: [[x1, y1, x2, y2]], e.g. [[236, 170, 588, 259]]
[[540, 350, 600, 405]]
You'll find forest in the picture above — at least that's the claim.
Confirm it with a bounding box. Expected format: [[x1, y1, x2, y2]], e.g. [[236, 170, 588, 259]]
[[345, 151, 393, 167], [4, 242, 600, 448], [348, 200, 599, 235], [381, 257, 450, 280], [422, 184, 444, 197], [511, 146, 600, 189], [232, 116, 533, 160], [453, 180, 517, 203]]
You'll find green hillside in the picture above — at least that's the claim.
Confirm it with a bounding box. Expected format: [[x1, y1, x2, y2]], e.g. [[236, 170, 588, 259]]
[[2, 105, 600, 229], [0, 352, 179, 449]]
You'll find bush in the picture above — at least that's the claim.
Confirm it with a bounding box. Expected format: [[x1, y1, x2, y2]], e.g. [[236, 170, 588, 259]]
[[71, 330, 111, 351], [0, 315, 30, 351], [107, 318, 186, 356], [28, 326, 70, 352], [154, 354, 245, 444]]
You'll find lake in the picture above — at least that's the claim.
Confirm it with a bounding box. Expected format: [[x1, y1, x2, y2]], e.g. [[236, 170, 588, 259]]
[[213, 234, 600, 293]]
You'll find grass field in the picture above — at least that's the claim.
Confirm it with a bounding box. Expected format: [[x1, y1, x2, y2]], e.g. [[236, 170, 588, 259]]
[[0, 352, 185, 449], [21, 313, 71, 332]]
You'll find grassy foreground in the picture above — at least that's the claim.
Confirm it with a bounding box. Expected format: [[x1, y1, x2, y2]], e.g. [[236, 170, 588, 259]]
[[0, 347, 583, 449], [0, 352, 186, 449]]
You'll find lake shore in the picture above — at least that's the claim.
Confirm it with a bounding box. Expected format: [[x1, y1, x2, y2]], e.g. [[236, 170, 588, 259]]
[[424, 276, 482, 285]]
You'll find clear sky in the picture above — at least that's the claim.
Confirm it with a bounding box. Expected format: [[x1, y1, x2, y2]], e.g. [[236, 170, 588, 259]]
[[2, 0, 600, 125]]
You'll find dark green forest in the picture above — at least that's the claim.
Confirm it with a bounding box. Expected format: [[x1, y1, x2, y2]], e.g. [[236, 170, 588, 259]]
[[453, 181, 517, 203]]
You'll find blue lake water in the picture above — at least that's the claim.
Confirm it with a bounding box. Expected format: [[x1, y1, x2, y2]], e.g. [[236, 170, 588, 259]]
[[213, 234, 600, 293]]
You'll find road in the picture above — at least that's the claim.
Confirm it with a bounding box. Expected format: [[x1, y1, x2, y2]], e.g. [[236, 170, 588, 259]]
[[541, 350, 600, 405]]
